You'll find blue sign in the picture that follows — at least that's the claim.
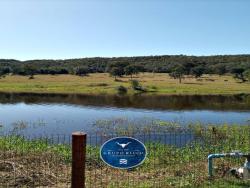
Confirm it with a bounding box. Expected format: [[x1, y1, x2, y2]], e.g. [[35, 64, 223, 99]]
[[100, 137, 147, 169]]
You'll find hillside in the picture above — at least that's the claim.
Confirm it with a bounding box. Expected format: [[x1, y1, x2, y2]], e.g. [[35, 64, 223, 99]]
[[1, 55, 250, 75]]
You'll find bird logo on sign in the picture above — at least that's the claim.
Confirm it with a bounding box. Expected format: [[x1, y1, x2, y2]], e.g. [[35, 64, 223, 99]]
[[116, 142, 131, 148]]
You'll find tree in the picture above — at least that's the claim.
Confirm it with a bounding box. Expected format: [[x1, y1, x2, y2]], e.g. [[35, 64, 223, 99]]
[[125, 65, 140, 79], [107, 62, 127, 72], [1, 55, 250, 77], [74, 66, 88, 76], [109, 67, 124, 80], [231, 68, 246, 82], [214, 64, 226, 75], [243, 70, 250, 81], [108, 62, 126, 79], [0, 66, 12, 75], [23, 65, 36, 76], [190, 66, 205, 78], [169, 65, 185, 83], [182, 62, 195, 75]]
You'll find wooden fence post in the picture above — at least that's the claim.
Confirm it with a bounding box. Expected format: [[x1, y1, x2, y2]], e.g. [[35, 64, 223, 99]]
[[71, 132, 87, 188]]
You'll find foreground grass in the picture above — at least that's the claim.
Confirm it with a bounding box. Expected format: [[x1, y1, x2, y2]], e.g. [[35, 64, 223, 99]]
[[0, 125, 249, 187], [0, 73, 250, 95]]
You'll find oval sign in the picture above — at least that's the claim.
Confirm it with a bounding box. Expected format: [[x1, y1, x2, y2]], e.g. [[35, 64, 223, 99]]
[[100, 137, 147, 169]]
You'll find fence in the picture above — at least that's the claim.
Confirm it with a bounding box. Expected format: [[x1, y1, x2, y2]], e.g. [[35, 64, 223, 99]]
[[0, 126, 250, 187]]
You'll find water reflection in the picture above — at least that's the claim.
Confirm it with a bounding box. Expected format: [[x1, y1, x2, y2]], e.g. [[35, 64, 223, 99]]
[[0, 92, 250, 136], [0, 92, 250, 111]]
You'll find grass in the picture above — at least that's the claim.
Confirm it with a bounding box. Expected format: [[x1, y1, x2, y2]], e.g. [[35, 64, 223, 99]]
[[0, 125, 249, 187], [0, 73, 250, 95]]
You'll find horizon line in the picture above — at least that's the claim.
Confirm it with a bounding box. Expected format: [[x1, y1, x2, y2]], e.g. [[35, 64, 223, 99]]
[[1, 53, 250, 61]]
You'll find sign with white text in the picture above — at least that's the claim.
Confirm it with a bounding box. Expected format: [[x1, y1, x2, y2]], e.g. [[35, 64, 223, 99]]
[[100, 137, 147, 169]]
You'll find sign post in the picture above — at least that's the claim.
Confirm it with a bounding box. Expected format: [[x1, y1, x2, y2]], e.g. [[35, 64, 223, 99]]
[[71, 132, 87, 188]]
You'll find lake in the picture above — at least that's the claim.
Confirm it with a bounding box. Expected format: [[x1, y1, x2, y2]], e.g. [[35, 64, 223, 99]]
[[0, 92, 250, 136]]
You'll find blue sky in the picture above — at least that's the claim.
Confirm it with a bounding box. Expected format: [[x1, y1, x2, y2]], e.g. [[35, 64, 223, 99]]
[[0, 0, 249, 60]]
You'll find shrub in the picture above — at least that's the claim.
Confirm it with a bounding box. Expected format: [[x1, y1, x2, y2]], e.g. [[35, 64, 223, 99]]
[[116, 85, 127, 94], [130, 80, 146, 92], [130, 80, 140, 89], [29, 75, 35, 79], [243, 69, 250, 81], [74, 66, 88, 76]]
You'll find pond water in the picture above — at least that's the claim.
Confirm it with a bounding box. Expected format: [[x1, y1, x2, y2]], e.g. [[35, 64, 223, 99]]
[[0, 93, 249, 136]]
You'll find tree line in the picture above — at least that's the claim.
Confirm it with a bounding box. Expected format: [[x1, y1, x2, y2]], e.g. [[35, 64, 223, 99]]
[[0, 55, 250, 81]]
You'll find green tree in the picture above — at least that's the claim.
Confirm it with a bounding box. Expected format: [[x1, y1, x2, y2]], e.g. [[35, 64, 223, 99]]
[[190, 66, 205, 78], [0, 66, 12, 75], [1, 54, 250, 77], [214, 64, 226, 75], [182, 62, 195, 75], [231, 68, 246, 82], [74, 66, 88, 76], [169, 65, 185, 83], [23, 65, 36, 76], [125, 65, 140, 79], [107, 62, 127, 79], [109, 67, 124, 80], [243, 70, 250, 81]]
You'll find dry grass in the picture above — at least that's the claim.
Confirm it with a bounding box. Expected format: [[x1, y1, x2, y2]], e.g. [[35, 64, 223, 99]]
[[1, 152, 247, 188], [1, 135, 249, 187], [0, 151, 70, 187], [0, 73, 249, 95]]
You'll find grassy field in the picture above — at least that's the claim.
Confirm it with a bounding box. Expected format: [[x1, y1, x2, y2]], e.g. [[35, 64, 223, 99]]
[[0, 73, 249, 95], [1, 125, 250, 187]]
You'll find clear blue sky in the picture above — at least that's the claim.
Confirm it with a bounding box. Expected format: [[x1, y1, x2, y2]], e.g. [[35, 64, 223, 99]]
[[0, 0, 249, 60]]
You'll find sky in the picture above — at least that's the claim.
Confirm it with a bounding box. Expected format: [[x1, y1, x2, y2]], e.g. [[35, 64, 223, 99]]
[[0, 0, 250, 60]]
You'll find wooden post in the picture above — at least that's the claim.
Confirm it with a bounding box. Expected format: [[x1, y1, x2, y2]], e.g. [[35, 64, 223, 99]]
[[71, 132, 87, 188]]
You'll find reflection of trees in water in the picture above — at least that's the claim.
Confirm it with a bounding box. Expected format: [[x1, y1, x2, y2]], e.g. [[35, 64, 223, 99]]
[[0, 92, 249, 111]]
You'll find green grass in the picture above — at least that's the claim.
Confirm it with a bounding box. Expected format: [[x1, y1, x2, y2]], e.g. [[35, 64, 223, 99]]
[[0, 73, 250, 95], [1, 125, 249, 187]]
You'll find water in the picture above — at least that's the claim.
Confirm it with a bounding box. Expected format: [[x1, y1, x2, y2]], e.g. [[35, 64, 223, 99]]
[[0, 93, 249, 135]]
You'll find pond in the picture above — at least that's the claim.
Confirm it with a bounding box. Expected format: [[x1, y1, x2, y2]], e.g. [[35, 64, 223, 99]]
[[0, 92, 250, 136]]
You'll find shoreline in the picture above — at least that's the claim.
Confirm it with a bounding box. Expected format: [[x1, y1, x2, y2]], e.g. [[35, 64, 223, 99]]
[[0, 90, 250, 97]]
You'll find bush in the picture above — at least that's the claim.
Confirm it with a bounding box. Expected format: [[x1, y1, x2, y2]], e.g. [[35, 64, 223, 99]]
[[116, 85, 127, 94], [243, 69, 250, 81], [74, 66, 88, 76], [130, 80, 146, 92], [29, 75, 35, 79], [130, 80, 140, 89]]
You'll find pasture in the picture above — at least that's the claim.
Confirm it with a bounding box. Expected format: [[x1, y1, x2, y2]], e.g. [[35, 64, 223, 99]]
[[0, 73, 249, 95]]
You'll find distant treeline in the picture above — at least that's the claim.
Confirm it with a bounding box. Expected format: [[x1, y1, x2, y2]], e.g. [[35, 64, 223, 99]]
[[0, 55, 250, 80]]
